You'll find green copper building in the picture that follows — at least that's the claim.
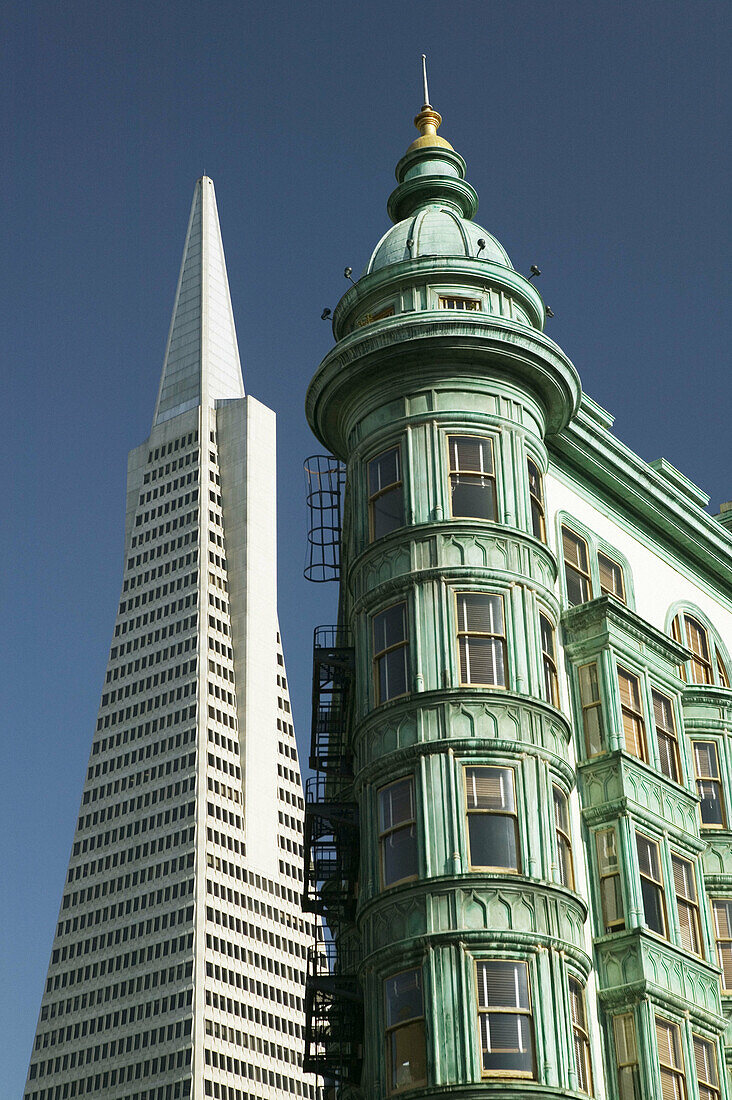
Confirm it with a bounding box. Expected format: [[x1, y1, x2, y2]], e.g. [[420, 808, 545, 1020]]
[[301, 85, 732, 1100]]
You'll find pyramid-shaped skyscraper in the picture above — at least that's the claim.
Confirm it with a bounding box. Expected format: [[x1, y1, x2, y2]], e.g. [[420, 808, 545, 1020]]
[[24, 178, 319, 1100]]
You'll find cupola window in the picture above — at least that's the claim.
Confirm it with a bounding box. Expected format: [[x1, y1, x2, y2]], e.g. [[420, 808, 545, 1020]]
[[357, 304, 395, 328], [448, 435, 497, 521], [438, 294, 481, 311]]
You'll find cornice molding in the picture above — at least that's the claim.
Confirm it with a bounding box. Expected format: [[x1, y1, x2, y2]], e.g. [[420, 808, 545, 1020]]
[[551, 399, 732, 595]]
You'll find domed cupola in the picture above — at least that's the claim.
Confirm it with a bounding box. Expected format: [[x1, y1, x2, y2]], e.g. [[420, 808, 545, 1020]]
[[364, 79, 513, 274]]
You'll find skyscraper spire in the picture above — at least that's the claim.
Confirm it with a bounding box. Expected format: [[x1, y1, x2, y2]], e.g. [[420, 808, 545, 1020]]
[[153, 177, 245, 428], [23, 179, 319, 1100]]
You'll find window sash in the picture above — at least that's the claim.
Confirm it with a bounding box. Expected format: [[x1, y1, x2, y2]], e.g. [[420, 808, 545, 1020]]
[[553, 786, 574, 889], [579, 663, 604, 756], [613, 1013, 639, 1100], [655, 1018, 686, 1100], [568, 977, 592, 1094], [693, 741, 726, 828], [597, 550, 626, 602], [476, 961, 535, 1078], [540, 615, 559, 706], [637, 834, 667, 937], [652, 689, 680, 783], [712, 900, 732, 989], [672, 854, 700, 955], [379, 779, 418, 887], [693, 1035, 720, 1100], [385, 970, 426, 1094], [457, 593, 507, 687], [465, 767, 519, 872], [373, 604, 409, 704], [597, 829, 625, 932], [448, 436, 497, 520], [368, 447, 404, 541], [562, 527, 592, 605], [527, 459, 546, 542], [617, 667, 647, 761]]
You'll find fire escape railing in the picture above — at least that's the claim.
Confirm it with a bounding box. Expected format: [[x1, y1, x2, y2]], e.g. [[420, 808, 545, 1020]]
[[302, 624, 362, 1087]]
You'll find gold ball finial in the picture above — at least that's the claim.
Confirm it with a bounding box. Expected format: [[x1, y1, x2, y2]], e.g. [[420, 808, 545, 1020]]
[[406, 56, 453, 152]]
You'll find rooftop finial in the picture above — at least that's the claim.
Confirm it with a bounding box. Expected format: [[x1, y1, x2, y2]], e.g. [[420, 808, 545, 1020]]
[[421, 54, 430, 108]]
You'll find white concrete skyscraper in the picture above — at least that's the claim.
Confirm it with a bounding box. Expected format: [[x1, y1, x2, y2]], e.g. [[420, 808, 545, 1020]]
[[24, 178, 318, 1100]]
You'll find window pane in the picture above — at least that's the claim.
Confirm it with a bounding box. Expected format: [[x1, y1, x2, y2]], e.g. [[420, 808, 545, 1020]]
[[640, 879, 665, 935], [379, 779, 414, 831], [379, 647, 408, 701], [451, 476, 497, 520], [383, 824, 418, 885], [600, 876, 624, 929], [636, 835, 661, 879], [385, 969, 423, 1027], [480, 1013, 534, 1073], [598, 551, 625, 601], [563, 528, 589, 571], [459, 635, 506, 686], [389, 1021, 427, 1091], [698, 781, 725, 826], [458, 593, 503, 634], [597, 829, 619, 874], [372, 486, 404, 539], [468, 814, 519, 870], [369, 448, 400, 495], [712, 901, 732, 989], [374, 604, 406, 652], [449, 436, 494, 475], [477, 961, 530, 1009], [466, 767, 515, 812]]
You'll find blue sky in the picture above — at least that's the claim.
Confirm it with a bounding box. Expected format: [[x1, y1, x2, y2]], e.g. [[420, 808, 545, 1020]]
[[1, 1, 730, 1092]]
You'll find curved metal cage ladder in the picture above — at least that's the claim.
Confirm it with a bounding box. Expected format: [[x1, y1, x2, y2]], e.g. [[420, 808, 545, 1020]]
[[304, 454, 345, 582]]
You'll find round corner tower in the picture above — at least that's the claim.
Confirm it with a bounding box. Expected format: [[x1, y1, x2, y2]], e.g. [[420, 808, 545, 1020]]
[[304, 89, 594, 1100]]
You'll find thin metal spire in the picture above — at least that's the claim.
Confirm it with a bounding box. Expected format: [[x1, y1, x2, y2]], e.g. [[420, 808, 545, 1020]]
[[421, 54, 430, 108]]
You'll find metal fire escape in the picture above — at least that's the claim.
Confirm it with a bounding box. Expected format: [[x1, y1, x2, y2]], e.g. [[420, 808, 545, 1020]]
[[302, 462, 362, 1089]]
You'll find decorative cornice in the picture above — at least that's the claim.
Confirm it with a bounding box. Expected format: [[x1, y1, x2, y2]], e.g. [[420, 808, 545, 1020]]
[[551, 398, 732, 597], [562, 594, 691, 665], [307, 314, 581, 457]]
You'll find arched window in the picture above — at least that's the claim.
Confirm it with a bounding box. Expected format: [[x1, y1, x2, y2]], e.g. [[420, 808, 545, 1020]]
[[671, 611, 731, 687]]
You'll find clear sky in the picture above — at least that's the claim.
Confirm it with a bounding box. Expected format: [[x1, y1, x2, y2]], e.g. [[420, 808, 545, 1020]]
[[1, 1, 730, 1092]]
